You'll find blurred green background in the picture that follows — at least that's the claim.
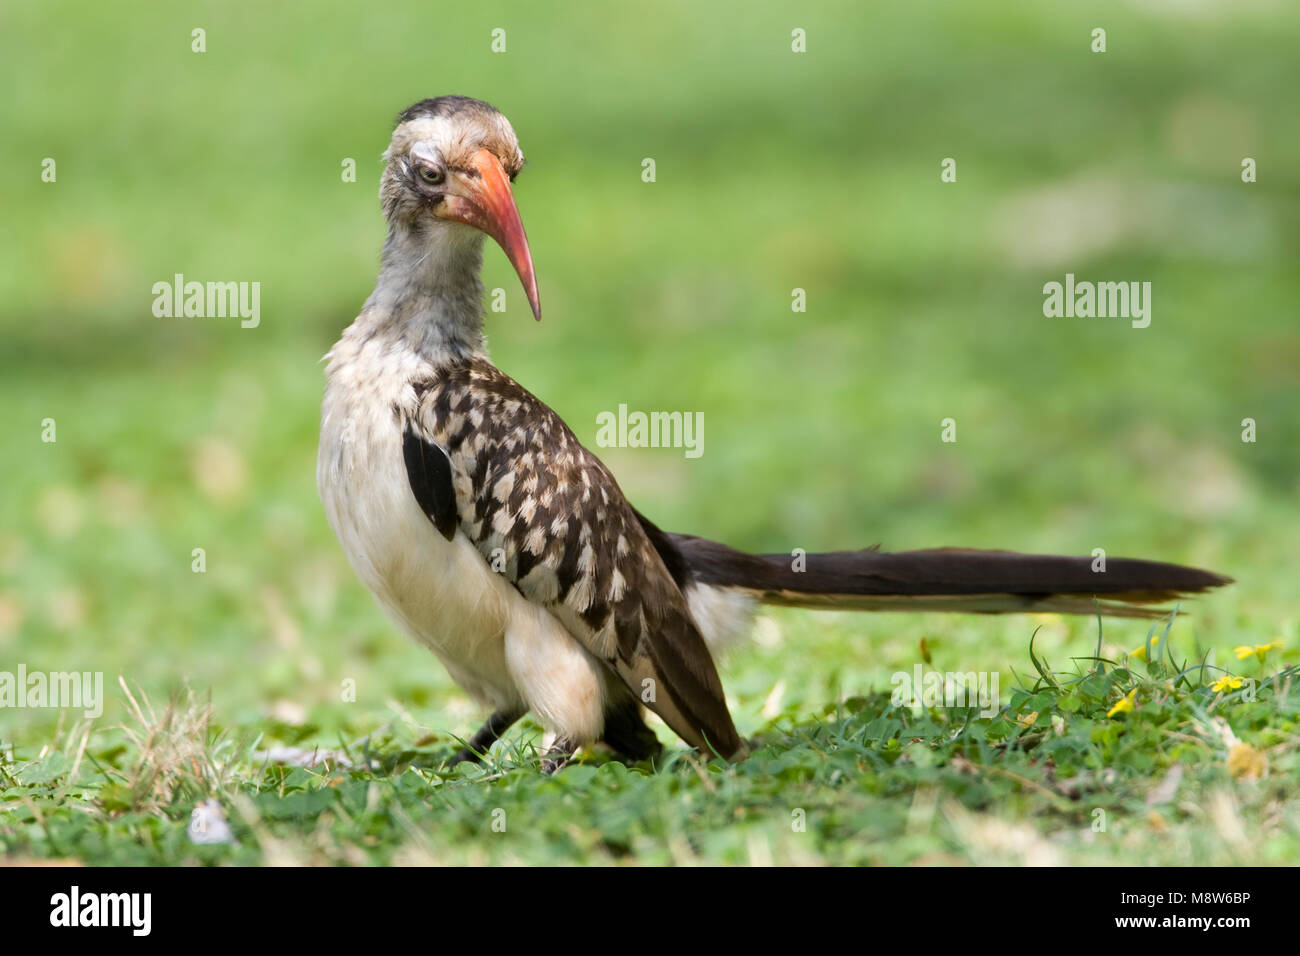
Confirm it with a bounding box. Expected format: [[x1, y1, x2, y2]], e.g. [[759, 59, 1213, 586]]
[[1, 0, 1296, 747]]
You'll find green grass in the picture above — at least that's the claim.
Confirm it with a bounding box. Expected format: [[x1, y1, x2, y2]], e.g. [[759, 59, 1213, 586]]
[[1, 0, 1298, 865], [4, 617, 1296, 865]]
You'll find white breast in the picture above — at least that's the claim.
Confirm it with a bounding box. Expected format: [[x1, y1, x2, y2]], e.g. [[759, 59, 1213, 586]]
[[317, 334, 523, 712]]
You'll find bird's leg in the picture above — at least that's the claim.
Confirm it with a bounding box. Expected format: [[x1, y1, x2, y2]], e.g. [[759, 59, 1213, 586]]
[[540, 737, 578, 775], [447, 708, 525, 768], [600, 697, 663, 764]]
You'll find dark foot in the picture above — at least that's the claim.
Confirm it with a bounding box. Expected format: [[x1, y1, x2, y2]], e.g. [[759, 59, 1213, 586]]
[[447, 709, 524, 768], [540, 738, 577, 775], [600, 698, 663, 764]]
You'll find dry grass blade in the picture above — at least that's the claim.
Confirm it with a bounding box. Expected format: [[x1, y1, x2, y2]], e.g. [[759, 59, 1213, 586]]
[[117, 677, 231, 812]]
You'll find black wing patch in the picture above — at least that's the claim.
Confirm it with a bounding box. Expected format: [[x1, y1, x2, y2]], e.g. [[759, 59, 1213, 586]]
[[402, 429, 458, 541]]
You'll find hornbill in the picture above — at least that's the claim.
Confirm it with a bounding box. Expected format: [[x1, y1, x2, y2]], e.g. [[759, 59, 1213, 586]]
[[318, 96, 1230, 771]]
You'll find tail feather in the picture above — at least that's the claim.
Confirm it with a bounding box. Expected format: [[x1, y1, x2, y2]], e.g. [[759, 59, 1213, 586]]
[[665, 533, 1231, 621]]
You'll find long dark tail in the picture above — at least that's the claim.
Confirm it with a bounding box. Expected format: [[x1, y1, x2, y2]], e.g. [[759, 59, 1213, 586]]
[[664, 534, 1231, 619]]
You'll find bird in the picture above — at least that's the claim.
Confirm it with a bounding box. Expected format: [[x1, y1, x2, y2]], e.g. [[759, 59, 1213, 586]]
[[317, 95, 1231, 772]]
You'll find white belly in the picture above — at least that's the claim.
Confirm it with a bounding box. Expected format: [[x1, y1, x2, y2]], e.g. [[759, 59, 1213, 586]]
[[318, 374, 522, 712]]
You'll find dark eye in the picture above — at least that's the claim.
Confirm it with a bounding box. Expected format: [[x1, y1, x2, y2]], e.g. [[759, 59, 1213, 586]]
[[417, 165, 444, 185]]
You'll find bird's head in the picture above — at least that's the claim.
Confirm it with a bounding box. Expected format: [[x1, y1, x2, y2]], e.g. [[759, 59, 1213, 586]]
[[381, 96, 540, 320]]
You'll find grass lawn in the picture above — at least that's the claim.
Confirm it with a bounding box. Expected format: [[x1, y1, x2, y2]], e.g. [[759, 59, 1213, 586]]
[[1, 1, 1297, 865]]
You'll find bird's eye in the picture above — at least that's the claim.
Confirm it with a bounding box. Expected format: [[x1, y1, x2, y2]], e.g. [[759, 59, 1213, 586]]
[[417, 165, 445, 185]]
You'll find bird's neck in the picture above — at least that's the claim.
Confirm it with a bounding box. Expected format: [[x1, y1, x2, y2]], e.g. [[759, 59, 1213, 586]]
[[361, 223, 489, 364]]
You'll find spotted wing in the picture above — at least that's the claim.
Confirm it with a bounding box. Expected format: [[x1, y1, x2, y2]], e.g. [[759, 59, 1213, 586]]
[[406, 358, 743, 759]]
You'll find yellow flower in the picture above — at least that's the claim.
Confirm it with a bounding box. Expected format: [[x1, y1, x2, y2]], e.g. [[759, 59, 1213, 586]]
[[1130, 636, 1160, 661], [1236, 640, 1284, 664], [1107, 689, 1137, 718], [1210, 675, 1243, 693]]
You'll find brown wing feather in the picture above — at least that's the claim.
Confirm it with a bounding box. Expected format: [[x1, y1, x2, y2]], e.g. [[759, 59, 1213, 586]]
[[411, 358, 743, 759]]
